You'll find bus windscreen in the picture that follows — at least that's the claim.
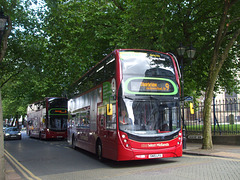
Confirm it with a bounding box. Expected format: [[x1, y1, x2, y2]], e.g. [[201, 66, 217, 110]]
[[120, 51, 175, 77], [118, 98, 181, 135]]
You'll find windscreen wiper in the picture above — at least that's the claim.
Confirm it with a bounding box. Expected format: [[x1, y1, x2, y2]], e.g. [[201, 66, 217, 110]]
[[150, 96, 160, 100], [123, 95, 134, 100]]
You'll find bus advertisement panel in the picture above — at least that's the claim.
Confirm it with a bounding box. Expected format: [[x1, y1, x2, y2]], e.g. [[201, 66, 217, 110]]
[[68, 49, 182, 161], [27, 97, 68, 140]]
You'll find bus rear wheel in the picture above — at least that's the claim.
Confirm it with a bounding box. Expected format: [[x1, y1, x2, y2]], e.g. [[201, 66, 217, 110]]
[[96, 140, 102, 160], [39, 132, 42, 140], [72, 135, 76, 149]]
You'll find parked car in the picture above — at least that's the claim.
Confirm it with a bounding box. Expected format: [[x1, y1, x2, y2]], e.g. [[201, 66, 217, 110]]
[[4, 127, 22, 140]]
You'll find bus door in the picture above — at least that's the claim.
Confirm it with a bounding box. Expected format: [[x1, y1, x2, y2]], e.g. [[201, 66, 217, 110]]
[[90, 91, 97, 132], [102, 103, 117, 159], [88, 91, 98, 151], [75, 108, 90, 147], [33, 111, 41, 136]]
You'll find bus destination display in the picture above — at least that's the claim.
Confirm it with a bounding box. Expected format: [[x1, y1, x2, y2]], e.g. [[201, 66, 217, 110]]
[[124, 77, 178, 95]]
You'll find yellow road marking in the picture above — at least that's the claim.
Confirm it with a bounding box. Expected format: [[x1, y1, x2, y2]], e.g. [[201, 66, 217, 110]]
[[4, 150, 41, 180]]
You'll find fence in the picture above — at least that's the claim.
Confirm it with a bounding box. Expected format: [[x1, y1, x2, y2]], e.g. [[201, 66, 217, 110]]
[[185, 98, 240, 135]]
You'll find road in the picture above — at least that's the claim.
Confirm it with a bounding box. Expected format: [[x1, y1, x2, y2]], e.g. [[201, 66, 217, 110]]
[[4, 132, 240, 180]]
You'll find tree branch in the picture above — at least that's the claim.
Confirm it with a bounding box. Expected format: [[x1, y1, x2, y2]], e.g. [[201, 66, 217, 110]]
[[220, 28, 240, 66], [215, 0, 238, 51], [214, 1, 229, 53], [0, 67, 27, 88]]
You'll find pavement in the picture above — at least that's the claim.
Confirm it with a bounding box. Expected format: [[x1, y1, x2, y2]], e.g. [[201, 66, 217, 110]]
[[4, 159, 22, 180], [183, 143, 240, 159], [4, 142, 240, 180]]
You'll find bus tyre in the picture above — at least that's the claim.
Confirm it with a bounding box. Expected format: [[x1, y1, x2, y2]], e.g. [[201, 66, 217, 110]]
[[39, 132, 42, 140], [72, 135, 76, 149], [96, 140, 102, 161]]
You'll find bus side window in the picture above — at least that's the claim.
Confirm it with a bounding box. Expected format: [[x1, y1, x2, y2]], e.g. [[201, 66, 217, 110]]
[[87, 73, 95, 90], [75, 108, 90, 128], [75, 113, 80, 127], [69, 114, 75, 128], [95, 63, 105, 85], [28, 120, 32, 126], [105, 55, 115, 79]]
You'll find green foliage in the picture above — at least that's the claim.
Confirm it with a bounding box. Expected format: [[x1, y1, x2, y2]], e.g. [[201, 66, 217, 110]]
[[1, 0, 240, 120]]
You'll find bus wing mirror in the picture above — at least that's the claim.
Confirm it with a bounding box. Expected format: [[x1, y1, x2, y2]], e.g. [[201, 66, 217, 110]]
[[107, 104, 113, 115]]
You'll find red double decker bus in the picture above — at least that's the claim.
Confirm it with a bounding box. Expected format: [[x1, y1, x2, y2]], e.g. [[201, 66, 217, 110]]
[[67, 49, 182, 161], [27, 97, 68, 140]]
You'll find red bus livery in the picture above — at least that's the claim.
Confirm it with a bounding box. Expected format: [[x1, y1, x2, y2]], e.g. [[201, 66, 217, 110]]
[[27, 97, 68, 140], [68, 49, 182, 161]]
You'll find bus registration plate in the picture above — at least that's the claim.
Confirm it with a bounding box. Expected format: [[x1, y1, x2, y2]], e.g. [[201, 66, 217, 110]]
[[149, 154, 163, 158]]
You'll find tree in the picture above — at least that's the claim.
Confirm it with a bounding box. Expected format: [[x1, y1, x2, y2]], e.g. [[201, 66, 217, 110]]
[[0, 0, 43, 178], [160, 0, 239, 149], [202, 0, 240, 149], [1, 0, 52, 117]]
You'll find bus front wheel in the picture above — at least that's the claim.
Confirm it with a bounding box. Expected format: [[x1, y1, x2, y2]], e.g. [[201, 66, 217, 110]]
[[96, 140, 102, 160]]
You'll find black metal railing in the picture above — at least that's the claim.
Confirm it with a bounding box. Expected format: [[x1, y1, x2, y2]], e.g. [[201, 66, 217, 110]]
[[185, 98, 240, 135]]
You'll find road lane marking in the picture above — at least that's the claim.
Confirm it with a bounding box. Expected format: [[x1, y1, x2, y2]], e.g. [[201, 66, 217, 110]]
[[4, 150, 41, 180]]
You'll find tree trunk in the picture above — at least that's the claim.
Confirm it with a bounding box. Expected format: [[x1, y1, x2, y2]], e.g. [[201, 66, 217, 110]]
[[202, 87, 214, 149], [202, 65, 219, 149], [201, 0, 240, 149], [0, 90, 5, 180]]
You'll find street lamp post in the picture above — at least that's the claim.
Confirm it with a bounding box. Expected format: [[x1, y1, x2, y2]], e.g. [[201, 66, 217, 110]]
[[0, 10, 8, 47], [177, 43, 196, 149]]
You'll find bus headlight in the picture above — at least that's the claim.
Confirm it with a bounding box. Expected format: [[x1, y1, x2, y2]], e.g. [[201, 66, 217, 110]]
[[177, 131, 182, 145], [120, 132, 131, 148]]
